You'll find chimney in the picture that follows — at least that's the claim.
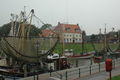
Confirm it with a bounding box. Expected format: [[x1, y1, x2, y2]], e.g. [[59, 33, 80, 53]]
[[77, 24, 79, 26], [58, 22, 60, 25]]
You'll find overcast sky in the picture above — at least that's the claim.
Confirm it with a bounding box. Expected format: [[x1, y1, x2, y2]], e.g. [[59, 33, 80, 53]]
[[0, 0, 120, 35]]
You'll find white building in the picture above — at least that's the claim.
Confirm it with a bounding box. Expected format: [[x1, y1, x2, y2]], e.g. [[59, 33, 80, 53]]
[[54, 22, 82, 43]]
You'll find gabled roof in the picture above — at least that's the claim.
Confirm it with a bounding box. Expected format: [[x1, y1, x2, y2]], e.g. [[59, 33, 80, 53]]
[[55, 23, 81, 33], [41, 29, 55, 37]]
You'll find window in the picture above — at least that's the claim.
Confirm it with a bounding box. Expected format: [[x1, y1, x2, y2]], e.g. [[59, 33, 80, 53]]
[[79, 35, 81, 37], [76, 39, 78, 41], [68, 39, 70, 42], [75, 28, 80, 32], [79, 39, 81, 42], [66, 39, 68, 42], [70, 39, 72, 42], [65, 28, 70, 31], [64, 39, 66, 42], [67, 35, 69, 37], [76, 35, 78, 37]]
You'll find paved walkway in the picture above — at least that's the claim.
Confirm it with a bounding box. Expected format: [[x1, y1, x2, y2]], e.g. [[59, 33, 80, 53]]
[[75, 66, 120, 80]]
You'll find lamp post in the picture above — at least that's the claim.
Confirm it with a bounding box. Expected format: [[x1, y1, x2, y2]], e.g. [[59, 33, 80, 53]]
[[35, 40, 40, 80]]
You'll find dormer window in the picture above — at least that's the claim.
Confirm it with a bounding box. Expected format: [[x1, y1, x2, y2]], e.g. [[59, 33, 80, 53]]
[[65, 28, 70, 31], [75, 28, 80, 32]]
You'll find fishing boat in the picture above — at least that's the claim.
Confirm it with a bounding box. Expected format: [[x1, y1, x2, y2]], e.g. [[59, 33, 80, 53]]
[[93, 27, 120, 63], [66, 51, 94, 59], [0, 9, 58, 77]]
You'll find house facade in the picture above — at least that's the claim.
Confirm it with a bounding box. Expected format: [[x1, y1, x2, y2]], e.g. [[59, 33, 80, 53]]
[[54, 22, 82, 43]]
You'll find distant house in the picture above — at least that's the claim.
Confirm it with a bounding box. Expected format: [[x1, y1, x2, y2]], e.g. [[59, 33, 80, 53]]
[[54, 22, 82, 43], [40, 28, 56, 37]]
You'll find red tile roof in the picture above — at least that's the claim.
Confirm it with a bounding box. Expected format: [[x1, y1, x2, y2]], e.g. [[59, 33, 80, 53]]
[[41, 29, 55, 37], [55, 23, 81, 33]]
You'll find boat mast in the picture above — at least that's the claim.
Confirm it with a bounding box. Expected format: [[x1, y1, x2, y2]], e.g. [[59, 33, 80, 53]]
[[118, 30, 120, 49], [104, 24, 107, 52], [62, 24, 65, 56], [27, 9, 34, 38], [81, 30, 85, 55]]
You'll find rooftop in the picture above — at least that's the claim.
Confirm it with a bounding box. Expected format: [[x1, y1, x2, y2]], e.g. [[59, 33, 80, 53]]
[[55, 23, 81, 33]]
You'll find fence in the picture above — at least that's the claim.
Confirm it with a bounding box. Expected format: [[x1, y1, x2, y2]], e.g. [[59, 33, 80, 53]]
[[18, 58, 120, 80], [50, 58, 120, 80]]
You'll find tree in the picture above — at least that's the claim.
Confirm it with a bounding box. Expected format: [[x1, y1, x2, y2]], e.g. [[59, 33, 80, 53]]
[[90, 34, 98, 42], [40, 24, 52, 30], [29, 24, 40, 36], [0, 22, 40, 37], [0, 23, 11, 36]]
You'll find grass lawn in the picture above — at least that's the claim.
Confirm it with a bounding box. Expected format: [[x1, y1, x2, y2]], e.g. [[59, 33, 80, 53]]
[[53, 43, 119, 55], [108, 75, 120, 80], [53, 43, 94, 54]]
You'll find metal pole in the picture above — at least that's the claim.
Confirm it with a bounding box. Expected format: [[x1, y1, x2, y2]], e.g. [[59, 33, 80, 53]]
[[79, 68, 81, 78], [109, 71, 111, 80], [36, 41, 39, 80], [66, 71, 68, 80], [13, 71, 16, 80], [33, 72, 35, 80], [50, 70, 52, 76], [76, 60, 78, 67], [99, 63, 100, 72], [90, 66, 91, 75], [33, 41, 39, 80], [90, 57, 93, 65], [114, 59, 115, 69]]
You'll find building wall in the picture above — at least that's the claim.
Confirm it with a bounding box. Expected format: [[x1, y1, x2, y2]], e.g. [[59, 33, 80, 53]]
[[63, 33, 82, 43], [54, 23, 83, 43]]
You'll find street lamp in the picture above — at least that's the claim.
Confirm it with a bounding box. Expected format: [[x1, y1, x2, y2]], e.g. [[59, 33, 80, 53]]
[[35, 40, 40, 80]]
